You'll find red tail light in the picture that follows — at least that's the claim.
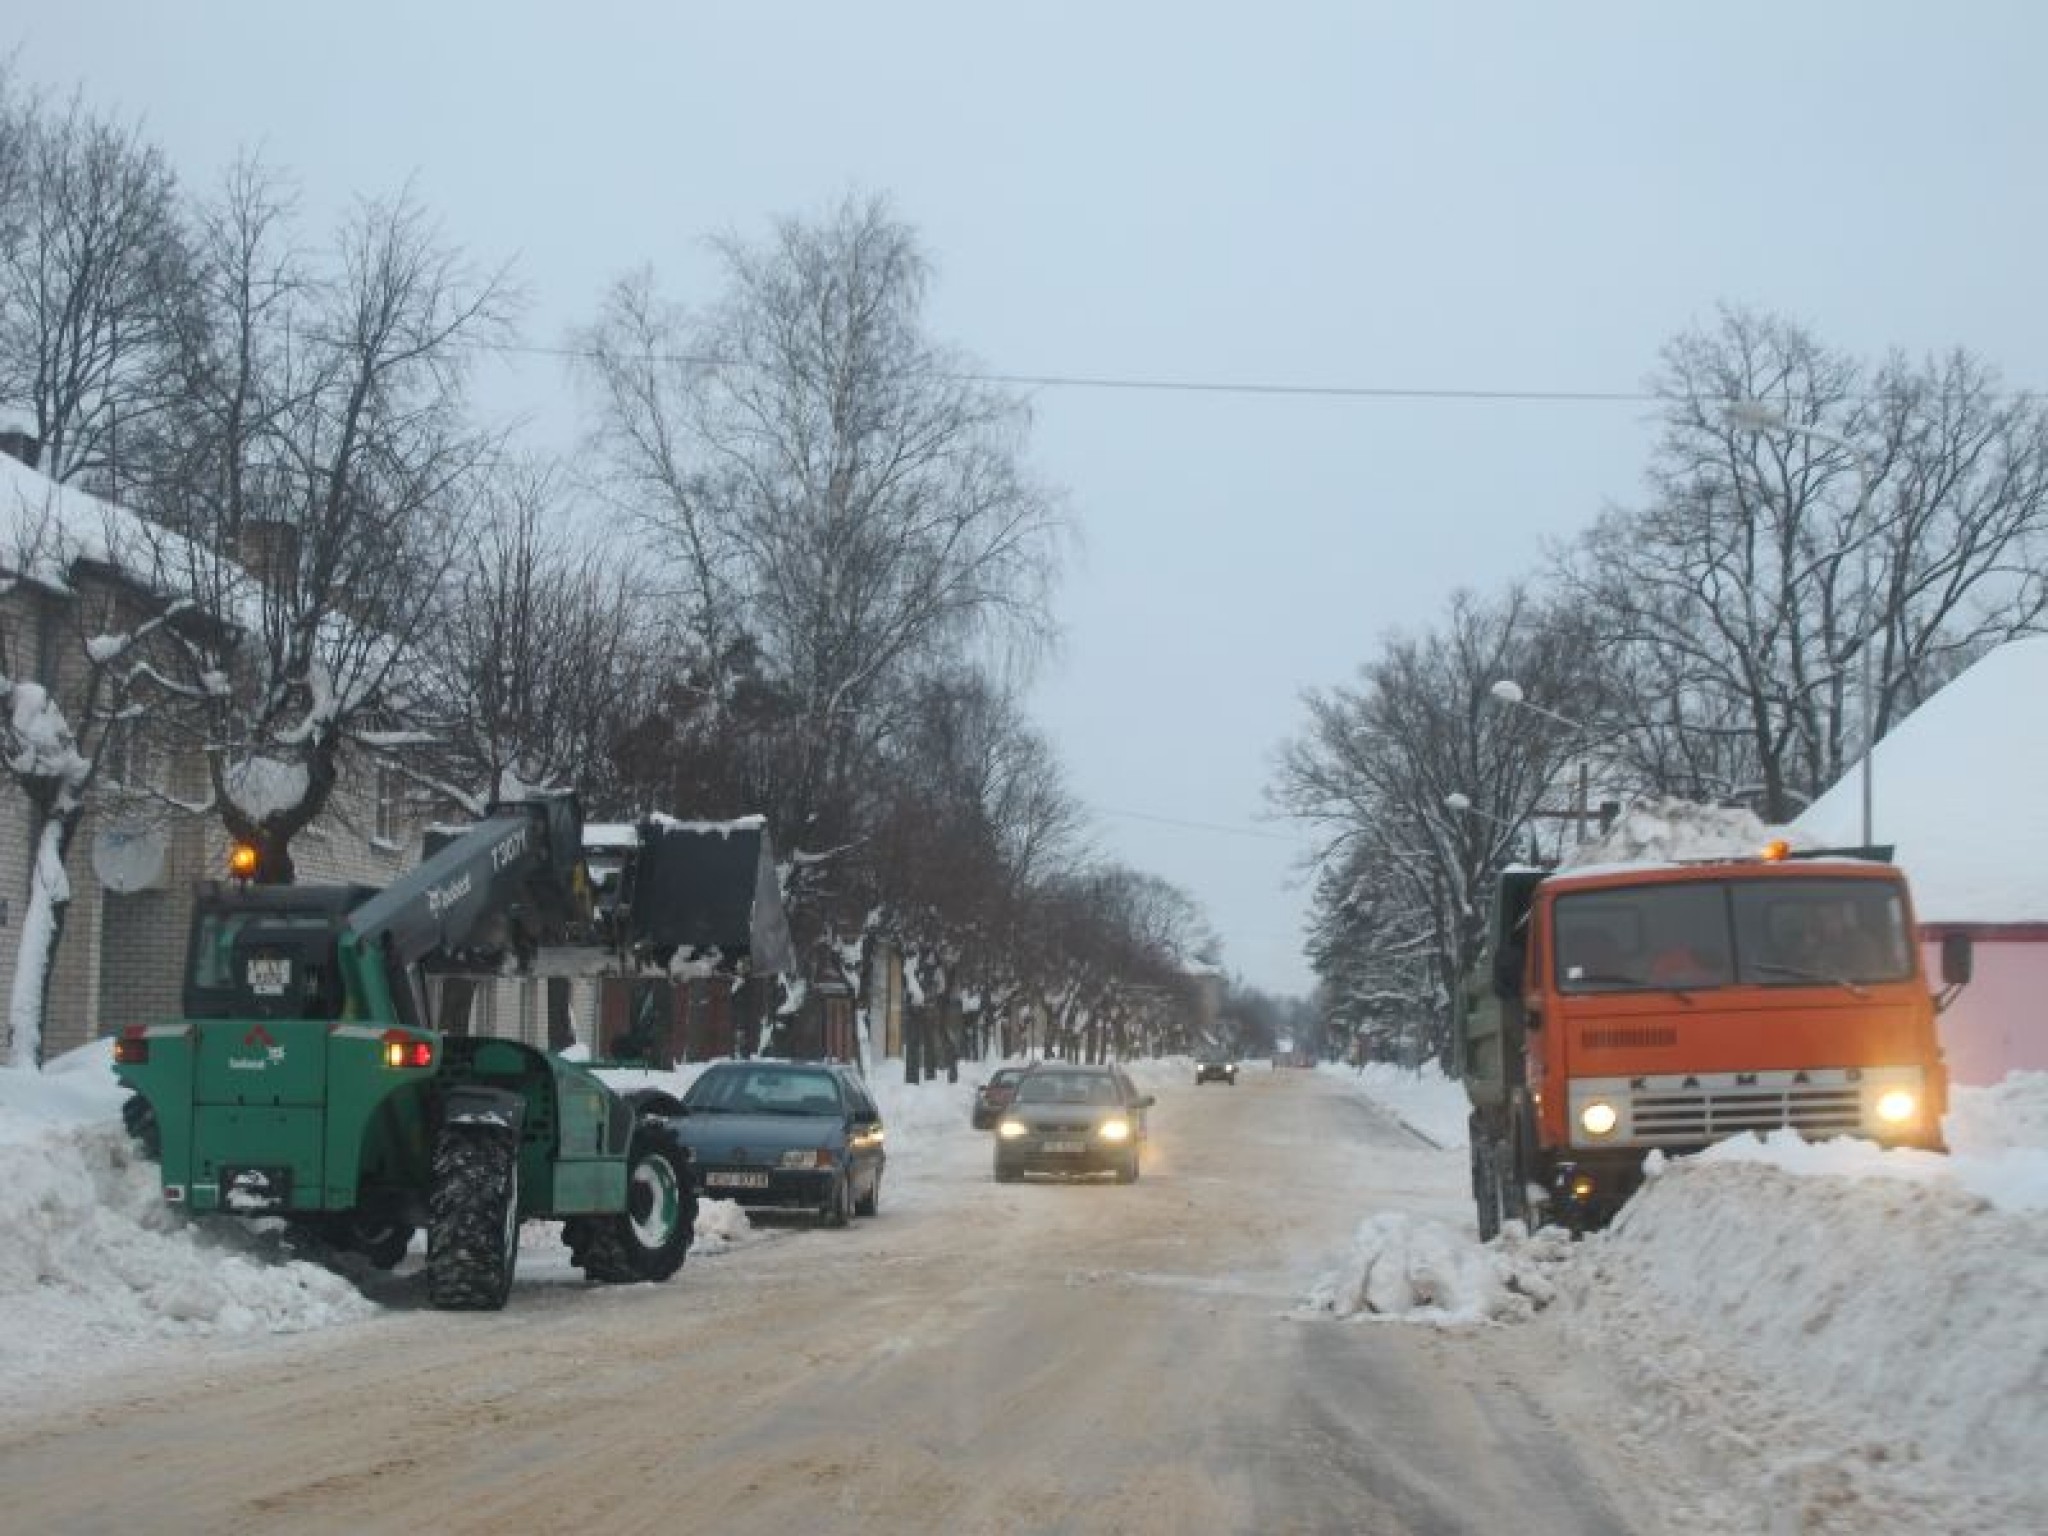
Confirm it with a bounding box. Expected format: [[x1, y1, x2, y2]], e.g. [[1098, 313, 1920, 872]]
[[380, 1030, 434, 1069], [113, 1027, 149, 1065]]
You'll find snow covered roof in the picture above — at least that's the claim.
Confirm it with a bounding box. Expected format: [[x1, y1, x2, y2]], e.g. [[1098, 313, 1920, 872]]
[[0, 452, 150, 591], [0, 453, 234, 617], [1795, 635, 2048, 924]]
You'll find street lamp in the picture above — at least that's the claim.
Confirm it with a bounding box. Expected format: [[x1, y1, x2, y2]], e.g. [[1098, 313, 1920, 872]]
[[1488, 681, 1601, 848], [1444, 791, 1508, 825], [1725, 401, 1876, 845], [1445, 792, 1539, 862], [1489, 678, 1587, 732]]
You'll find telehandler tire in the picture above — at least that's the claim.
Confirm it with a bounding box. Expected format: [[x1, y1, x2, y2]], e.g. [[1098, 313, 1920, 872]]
[[426, 1124, 521, 1310], [565, 1120, 695, 1284]]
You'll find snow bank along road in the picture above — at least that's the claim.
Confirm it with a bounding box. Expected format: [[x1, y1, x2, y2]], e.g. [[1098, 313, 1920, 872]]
[[0, 1068, 1703, 1535]]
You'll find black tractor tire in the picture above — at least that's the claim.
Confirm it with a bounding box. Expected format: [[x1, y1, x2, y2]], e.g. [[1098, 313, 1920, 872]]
[[1471, 1123, 1503, 1243], [565, 1120, 696, 1285], [820, 1171, 853, 1228], [855, 1168, 881, 1218], [1508, 1096, 1546, 1232], [426, 1124, 521, 1311], [121, 1093, 160, 1161], [339, 1214, 414, 1270]]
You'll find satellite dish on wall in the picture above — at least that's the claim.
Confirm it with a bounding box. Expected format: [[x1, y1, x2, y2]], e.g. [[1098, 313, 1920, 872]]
[[92, 822, 169, 894]]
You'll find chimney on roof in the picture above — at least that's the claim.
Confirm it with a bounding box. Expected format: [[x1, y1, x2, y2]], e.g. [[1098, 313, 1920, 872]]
[[233, 518, 301, 591], [0, 430, 41, 469]]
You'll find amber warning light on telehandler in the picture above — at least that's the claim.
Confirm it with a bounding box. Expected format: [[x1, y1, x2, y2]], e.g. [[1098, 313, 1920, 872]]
[[227, 842, 260, 880]]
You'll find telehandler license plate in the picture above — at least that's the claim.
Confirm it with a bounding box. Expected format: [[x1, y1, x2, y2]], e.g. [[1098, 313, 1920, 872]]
[[220, 1165, 294, 1211]]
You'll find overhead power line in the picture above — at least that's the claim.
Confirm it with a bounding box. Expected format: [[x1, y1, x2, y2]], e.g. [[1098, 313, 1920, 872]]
[[426, 332, 1662, 404], [1091, 804, 1301, 843]]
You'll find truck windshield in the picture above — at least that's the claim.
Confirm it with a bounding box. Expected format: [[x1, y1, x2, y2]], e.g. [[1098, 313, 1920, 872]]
[[1553, 877, 1914, 993]]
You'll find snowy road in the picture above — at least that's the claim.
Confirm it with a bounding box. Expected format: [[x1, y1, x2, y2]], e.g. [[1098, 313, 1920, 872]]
[[0, 1068, 1691, 1535]]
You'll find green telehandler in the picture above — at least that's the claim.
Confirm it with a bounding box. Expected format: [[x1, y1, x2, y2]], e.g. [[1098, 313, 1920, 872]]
[[113, 794, 695, 1310]]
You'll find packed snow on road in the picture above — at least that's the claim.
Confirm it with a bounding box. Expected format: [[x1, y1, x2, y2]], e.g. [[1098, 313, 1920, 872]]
[[2, 1046, 2042, 1532]]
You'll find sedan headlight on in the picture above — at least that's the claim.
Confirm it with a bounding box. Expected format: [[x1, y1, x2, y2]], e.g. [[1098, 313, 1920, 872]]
[[1096, 1118, 1132, 1143], [997, 1119, 1028, 1139], [1874, 1088, 1918, 1126], [1579, 1100, 1620, 1139]]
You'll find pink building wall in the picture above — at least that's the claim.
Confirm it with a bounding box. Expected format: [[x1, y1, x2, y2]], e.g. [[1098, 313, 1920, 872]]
[[1920, 931, 2048, 1087]]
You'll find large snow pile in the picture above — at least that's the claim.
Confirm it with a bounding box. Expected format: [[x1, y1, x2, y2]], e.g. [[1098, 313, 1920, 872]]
[[1562, 795, 1799, 867], [1574, 1152, 2047, 1534], [0, 1046, 377, 1395], [1323, 1064, 2048, 1535]]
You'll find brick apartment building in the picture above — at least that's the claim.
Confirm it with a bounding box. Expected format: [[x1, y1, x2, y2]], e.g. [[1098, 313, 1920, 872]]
[[1, 449, 426, 1061]]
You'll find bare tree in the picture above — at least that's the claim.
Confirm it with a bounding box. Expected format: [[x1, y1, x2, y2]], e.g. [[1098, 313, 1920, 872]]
[[1275, 588, 1593, 1062], [1864, 347, 2048, 728], [578, 194, 1066, 854], [0, 88, 193, 490], [140, 174, 515, 879], [421, 460, 654, 811], [1563, 307, 2048, 821], [854, 668, 1088, 1073]]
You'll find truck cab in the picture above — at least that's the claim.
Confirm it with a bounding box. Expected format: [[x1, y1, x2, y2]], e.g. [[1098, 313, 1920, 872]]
[[1465, 846, 1964, 1234]]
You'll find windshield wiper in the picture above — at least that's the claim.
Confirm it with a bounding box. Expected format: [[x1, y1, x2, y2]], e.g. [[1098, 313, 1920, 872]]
[[1751, 962, 1869, 997]]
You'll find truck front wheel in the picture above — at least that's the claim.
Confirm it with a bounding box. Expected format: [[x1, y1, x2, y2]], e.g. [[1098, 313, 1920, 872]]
[[426, 1125, 521, 1310], [566, 1121, 695, 1284]]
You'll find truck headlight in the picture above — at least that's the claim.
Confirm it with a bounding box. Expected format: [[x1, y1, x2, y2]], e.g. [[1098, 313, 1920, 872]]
[[1874, 1089, 1918, 1126], [1097, 1118, 1131, 1142], [1579, 1101, 1620, 1138], [997, 1119, 1027, 1139]]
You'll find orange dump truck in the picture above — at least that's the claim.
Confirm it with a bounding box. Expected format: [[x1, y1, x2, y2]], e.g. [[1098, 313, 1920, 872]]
[[1462, 845, 1970, 1235]]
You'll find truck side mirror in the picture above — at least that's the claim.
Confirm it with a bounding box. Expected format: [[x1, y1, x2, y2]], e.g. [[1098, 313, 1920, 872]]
[[1940, 931, 1973, 987]]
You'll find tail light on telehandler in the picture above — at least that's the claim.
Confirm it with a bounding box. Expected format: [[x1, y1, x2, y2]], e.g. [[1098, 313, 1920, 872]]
[[380, 1030, 434, 1069]]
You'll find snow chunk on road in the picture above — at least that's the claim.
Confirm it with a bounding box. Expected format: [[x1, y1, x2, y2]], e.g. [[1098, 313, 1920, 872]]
[[1306, 1212, 1571, 1326], [689, 1197, 754, 1251]]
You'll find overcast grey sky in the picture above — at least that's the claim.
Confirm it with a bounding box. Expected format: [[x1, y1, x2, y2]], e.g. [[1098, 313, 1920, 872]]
[[20, 2, 2048, 995]]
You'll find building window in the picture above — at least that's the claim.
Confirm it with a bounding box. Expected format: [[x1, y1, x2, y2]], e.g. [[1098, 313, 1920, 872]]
[[374, 765, 404, 843], [103, 725, 158, 792]]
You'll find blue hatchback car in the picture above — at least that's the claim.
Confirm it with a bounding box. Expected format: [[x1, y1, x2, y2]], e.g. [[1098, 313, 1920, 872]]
[[666, 1061, 885, 1227]]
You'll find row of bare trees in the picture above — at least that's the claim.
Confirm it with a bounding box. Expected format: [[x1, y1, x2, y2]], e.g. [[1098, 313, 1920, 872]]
[[0, 75, 1213, 1066], [1278, 306, 2048, 1065]]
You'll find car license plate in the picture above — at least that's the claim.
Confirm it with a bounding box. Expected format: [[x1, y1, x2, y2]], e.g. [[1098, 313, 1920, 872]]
[[706, 1171, 770, 1189], [1043, 1139, 1086, 1155]]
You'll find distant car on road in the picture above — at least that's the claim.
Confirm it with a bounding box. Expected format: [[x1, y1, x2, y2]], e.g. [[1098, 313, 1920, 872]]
[[994, 1064, 1153, 1184], [1195, 1057, 1237, 1085], [971, 1065, 1030, 1130], [664, 1061, 885, 1227]]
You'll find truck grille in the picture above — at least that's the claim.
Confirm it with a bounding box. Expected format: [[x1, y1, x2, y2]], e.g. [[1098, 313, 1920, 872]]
[[1580, 1026, 1678, 1050], [1631, 1082, 1864, 1141]]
